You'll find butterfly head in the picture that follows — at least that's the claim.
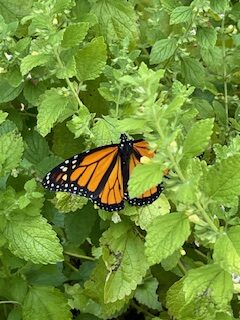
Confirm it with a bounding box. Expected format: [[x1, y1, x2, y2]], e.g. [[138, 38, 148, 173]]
[[120, 133, 129, 143]]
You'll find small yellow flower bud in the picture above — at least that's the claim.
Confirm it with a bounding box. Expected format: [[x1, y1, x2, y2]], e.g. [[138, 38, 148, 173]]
[[169, 141, 178, 153], [180, 249, 186, 256], [188, 214, 201, 223], [140, 156, 151, 164], [52, 17, 58, 25]]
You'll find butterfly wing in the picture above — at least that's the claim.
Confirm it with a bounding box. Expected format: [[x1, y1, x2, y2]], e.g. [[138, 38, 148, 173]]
[[42, 144, 125, 211], [125, 140, 163, 206]]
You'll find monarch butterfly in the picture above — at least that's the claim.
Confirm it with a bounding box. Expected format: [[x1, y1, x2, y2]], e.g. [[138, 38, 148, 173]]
[[42, 134, 163, 211]]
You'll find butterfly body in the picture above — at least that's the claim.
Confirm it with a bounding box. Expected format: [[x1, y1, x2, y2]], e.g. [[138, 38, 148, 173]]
[[42, 134, 163, 211]]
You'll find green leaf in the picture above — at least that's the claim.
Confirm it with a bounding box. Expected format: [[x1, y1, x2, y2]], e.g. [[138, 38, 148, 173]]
[[183, 264, 233, 306], [215, 313, 236, 320], [135, 277, 161, 310], [17, 179, 44, 215], [176, 158, 203, 205], [0, 131, 24, 176], [150, 38, 177, 64], [170, 178, 199, 204], [7, 308, 22, 320], [201, 154, 240, 206], [128, 163, 163, 199], [0, 187, 17, 217], [213, 226, 240, 274], [23, 80, 47, 106], [24, 264, 66, 286], [166, 279, 192, 320], [15, 37, 31, 53], [161, 0, 181, 12], [20, 54, 51, 76], [4, 215, 63, 264], [229, 3, 240, 21], [200, 47, 223, 74], [166, 278, 218, 320], [116, 118, 148, 134], [75, 37, 107, 81], [0, 0, 33, 22], [91, 0, 138, 43], [214, 136, 240, 161], [192, 98, 215, 119], [52, 0, 74, 13], [84, 258, 130, 318], [0, 275, 28, 303], [55, 53, 76, 79], [67, 107, 93, 138], [130, 194, 171, 230], [101, 221, 149, 303], [62, 22, 89, 48], [170, 6, 192, 25], [65, 206, 97, 245], [161, 250, 181, 271], [54, 193, 88, 213], [181, 57, 205, 87], [52, 122, 85, 159], [65, 284, 95, 314], [23, 286, 71, 320], [67, 259, 129, 319], [24, 130, 49, 165], [5, 66, 23, 87], [0, 79, 23, 103], [182, 119, 214, 158], [37, 88, 77, 137], [145, 212, 190, 265], [162, 96, 187, 120], [213, 101, 226, 125], [91, 117, 120, 146], [35, 155, 63, 177], [196, 27, 217, 48], [0, 110, 8, 125], [210, 0, 229, 12], [0, 119, 17, 136]]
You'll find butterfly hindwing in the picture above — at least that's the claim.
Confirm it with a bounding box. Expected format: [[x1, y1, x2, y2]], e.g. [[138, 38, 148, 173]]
[[125, 140, 163, 206]]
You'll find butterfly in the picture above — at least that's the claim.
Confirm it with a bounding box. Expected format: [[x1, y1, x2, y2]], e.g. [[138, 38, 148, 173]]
[[42, 134, 163, 211]]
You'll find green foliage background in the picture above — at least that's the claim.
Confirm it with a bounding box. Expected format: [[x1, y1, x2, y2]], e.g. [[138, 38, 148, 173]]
[[0, 0, 240, 319]]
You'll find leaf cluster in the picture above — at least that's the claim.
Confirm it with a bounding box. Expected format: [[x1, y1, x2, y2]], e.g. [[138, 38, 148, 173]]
[[0, 0, 240, 319]]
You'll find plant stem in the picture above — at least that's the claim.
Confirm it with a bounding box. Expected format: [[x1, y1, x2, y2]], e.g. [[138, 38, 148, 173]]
[[194, 248, 208, 262], [0, 301, 20, 305], [131, 301, 156, 318], [195, 201, 218, 232], [163, 13, 197, 70], [153, 109, 218, 233], [154, 117, 186, 182], [65, 261, 79, 272], [166, 149, 185, 182], [19, 112, 37, 118], [221, 12, 228, 128], [64, 251, 95, 261], [54, 49, 85, 109], [115, 87, 121, 118], [178, 259, 187, 275]]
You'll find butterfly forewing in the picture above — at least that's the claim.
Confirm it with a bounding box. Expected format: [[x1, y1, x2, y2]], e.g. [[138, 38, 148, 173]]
[[98, 155, 124, 211], [42, 144, 126, 211]]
